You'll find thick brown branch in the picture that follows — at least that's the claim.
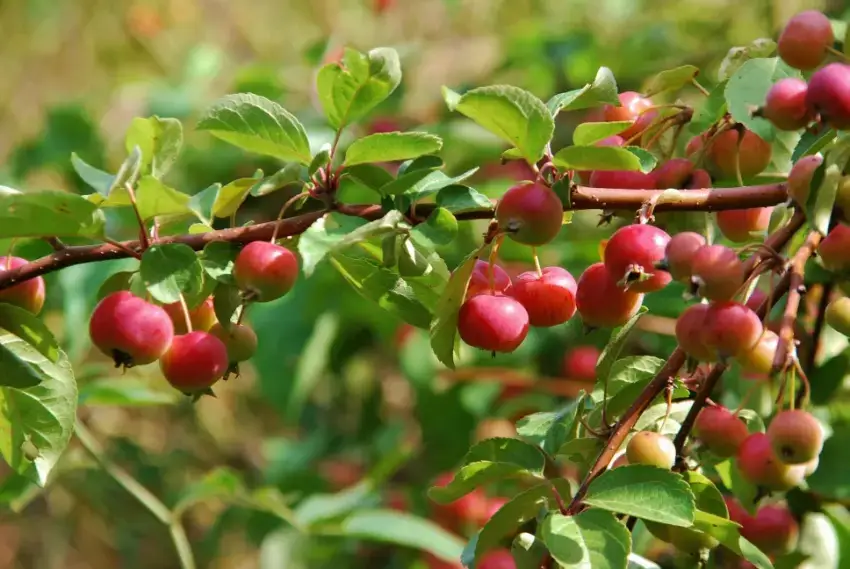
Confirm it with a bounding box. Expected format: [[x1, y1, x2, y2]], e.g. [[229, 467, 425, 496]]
[[569, 182, 788, 212]]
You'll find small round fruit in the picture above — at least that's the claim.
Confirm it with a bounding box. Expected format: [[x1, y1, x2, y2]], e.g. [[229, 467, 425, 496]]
[[466, 260, 513, 298], [787, 154, 823, 206], [478, 549, 516, 569], [510, 266, 577, 327], [576, 262, 644, 328], [725, 496, 752, 527], [626, 431, 676, 469], [210, 322, 258, 363], [160, 331, 229, 393], [0, 257, 45, 314], [604, 224, 672, 293], [676, 303, 714, 361], [745, 288, 767, 312], [90, 291, 174, 368], [702, 302, 764, 359], [457, 293, 529, 352], [694, 406, 749, 458], [431, 472, 489, 530], [685, 134, 706, 158], [767, 410, 824, 465], [818, 224, 850, 273], [495, 182, 563, 246], [562, 345, 600, 381], [602, 91, 655, 140], [806, 63, 850, 130], [664, 232, 706, 282], [691, 245, 745, 301], [736, 433, 807, 491], [653, 158, 695, 189], [707, 129, 772, 180], [686, 168, 712, 189], [234, 241, 299, 302], [743, 505, 799, 555], [778, 10, 834, 71], [588, 170, 655, 190], [762, 78, 812, 130], [826, 297, 850, 336], [716, 207, 773, 243], [163, 296, 216, 335], [737, 330, 781, 374]]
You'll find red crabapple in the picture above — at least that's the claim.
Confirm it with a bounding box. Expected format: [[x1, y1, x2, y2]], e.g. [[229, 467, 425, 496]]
[[664, 232, 706, 282], [478, 549, 516, 569], [742, 505, 799, 555], [90, 291, 174, 368], [562, 345, 600, 381], [626, 431, 676, 469], [466, 260, 513, 298], [818, 223, 850, 273], [685, 134, 706, 158], [510, 266, 577, 327], [163, 296, 216, 335], [691, 245, 745, 301], [716, 207, 773, 243], [762, 78, 812, 130], [694, 406, 749, 458], [457, 293, 529, 353], [702, 301, 764, 359], [576, 262, 644, 328], [686, 168, 712, 189], [745, 288, 767, 312], [495, 182, 564, 246], [0, 257, 45, 315], [706, 129, 772, 180], [724, 496, 751, 526], [210, 322, 258, 364], [738, 330, 781, 374], [736, 432, 807, 491], [778, 10, 834, 71], [234, 241, 299, 302], [767, 410, 824, 465], [603, 224, 672, 292], [787, 154, 823, 206], [653, 158, 695, 189], [431, 472, 489, 531], [806, 63, 850, 130], [588, 170, 655, 190], [159, 331, 229, 394], [676, 303, 714, 361], [602, 91, 655, 141], [826, 297, 850, 336]]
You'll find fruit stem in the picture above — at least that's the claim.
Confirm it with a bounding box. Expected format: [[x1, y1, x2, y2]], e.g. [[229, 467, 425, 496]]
[[271, 191, 310, 242], [732, 381, 760, 416], [532, 247, 543, 277], [690, 77, 711, 97], [177, 293, 193, 333], [4, 248, 13, 270], [124, 182, 151, 251], [793, 358, 811, 409], [487, 235, 504, 293], [734, 135, 745, 187], [787, 364, 796, 411], [826, 45, 850, 62], [236, 301, 248, 326]]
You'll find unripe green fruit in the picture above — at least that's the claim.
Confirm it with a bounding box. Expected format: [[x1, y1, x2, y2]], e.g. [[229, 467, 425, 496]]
[[787, 154, 823, 206], [495, 182, 564, 246], [626, 431, 676, 469], [767, 410, 824, 465], [210, 322, 258, 363], [737, 330, 781, 375], [826, 297, 850, 337]]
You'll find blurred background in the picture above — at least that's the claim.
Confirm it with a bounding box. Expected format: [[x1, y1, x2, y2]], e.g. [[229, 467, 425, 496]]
[[1, 0, 847, 568]]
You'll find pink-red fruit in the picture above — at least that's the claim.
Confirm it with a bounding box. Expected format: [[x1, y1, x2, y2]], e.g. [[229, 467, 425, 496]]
[[0, 256, 45, 314], [694, 406, 748, 458], [588, 170, 655, 190], [576, 262, 644, 328], [763, 78, 811, 130], [604, 224, 671, 293], [458, 293, 529, 353], [210, 322, 258, 363], [691, 245, 745, 301], [653, 158, 695, 189], [806, 63, 850, 130], [234, 241, 299, 302], [510, 266, 577, 327], [707, 129, 772, 180], [664, 232, 706, 282], [716, 208, 773, 243], [602, 91, 655, 141], [159, 331, 229, 394], [818, 224, 850, 273], [787, 154, 823, 205], [477, 549, 516, 569], [702, 302, 764, 359], [626, 431, 676, 469], [466, 260, 512, 299], [163, 296, 217, 335], [562, 345, 600, 381], [778, 11, 834, 71], [495, 182, 564, 246], [90, 291, 174, 368], [767, 410, 824, 465], [676, 303, 714, 361], [742, 505, 799, 555], [738, 330, 780, 374], [736, 433, 807, 491]]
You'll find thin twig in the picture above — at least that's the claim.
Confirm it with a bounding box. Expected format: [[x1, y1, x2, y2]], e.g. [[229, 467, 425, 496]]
[[124, 182, 150, 251], [43, 237, 66, 251], [807, 283, 833, 373]]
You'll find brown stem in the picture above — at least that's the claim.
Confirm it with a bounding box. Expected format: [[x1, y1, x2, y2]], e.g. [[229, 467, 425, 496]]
[[43, 237, 67, 251], [124, 183, 151, 251]]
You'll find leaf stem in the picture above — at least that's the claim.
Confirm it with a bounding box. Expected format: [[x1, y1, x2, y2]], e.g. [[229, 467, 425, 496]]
[[690, 78, 710, 97], [826, 45, 850, 62], [270, 191, 310, 242], [488, 235, 504, 293], [124, 182, 151, 251], [178, 293, 193, 333]]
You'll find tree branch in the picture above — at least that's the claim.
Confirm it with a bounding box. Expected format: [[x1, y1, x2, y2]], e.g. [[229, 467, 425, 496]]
[[807, 283, 833, 372]]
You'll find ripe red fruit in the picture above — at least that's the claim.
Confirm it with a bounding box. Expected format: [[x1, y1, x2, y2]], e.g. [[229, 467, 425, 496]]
[[686, 168, 712, 189], [431, 473, 489, 531], [724, 496, 751, 527], [738, 330, 780, 374], [159, 331, 229, 394], [685, 134, 706, 158], [742, 505, 799, 555], [576, 262, 644, 328], [664, 232, 707, 282], [653, 158, 695, 189], [807, 63, 850, 129], [787, 154, 823, 206], [716, 207, 773, 243], [707, 129, 772, 180], [702, 302, 764, 359], [736, 433, 807, 491], [495, 182, 564, 246], [458, 293, 529, 352], [818, 224, 850, 273], [0, 257, 45, 314], [762, 78, 812, 130], [588, 170, 655, 190], [826, 296, 850, 336], [510, 266, 577, 327], [163, 296, 216, 335], [604, 224, 672, 293], [691, 245, 745, 301], [577, 135, 625, 184], [777, 10, 834, 71], [767, 410, 824, 465], [562, 345, 600, 381], [676, 303, 714, 361], [90, 291, 174, 368], [478, 549, 516, 569], [466, 260, 513, 299], [234, 241, 299, 302], [626, 431, 676, 469], [694, 406, 749, 458], [603, 91, 655, 141], [745, 288, 767, 312], [210, 322, 258, 363]]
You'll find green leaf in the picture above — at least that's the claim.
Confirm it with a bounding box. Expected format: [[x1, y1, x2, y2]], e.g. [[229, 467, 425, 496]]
[[596, 307, 649, 385], [624, 147, 658, 173], [0, 342, 43, 388], [718, 39, 777, 82], [0, 304, 60, 363], [689, 81, 728, 135], [78, 379, 180, 406], [573, 122, 633, 146], [511, 532, 549, 569], [139, 243, 204, 304], [413, 207, 458, 246], [692, 510, 774, 569], [807, 426, 850, 499], [725, 57, 801, 141], [200, 241, 239, 285], [556, 437, 604, 463], [316, 47, 402, 130], [343, 132, 443, 166], [135, 176, 192, 221], [212, 282, 242, 331], [287, 313, 338, 421], [541, 509, 631, 569], [124, 116, 183, 179], [597, 355, 665, 405], [807, 158, 844, 236], [96, 271, 135, 301], [428, 438, 547, 503], [212, 174, 263, 219], [792, 126, 835, 162], [101, 146, 143, 204], [643, 65, 700, 97], [197, 93, 312, 165], [0, 333, 76, 486], [309, 147, 331, 177], [552, 146, 644, 172], [447, 85, 554, 164], [547, 67, 619, 116], [71, 153, 114, 195], [584, 465, 695, 526], [380, 166, 479, 198], [187, 183, 221, 226], [433, 185, 493, 214], [429, 248, 480, 369], [250, 163, 305, 197], [714, 459, 759, 514], [809, 350, 849, 405], [0, 191, 105, 239], [336, 509, 464, 563]]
